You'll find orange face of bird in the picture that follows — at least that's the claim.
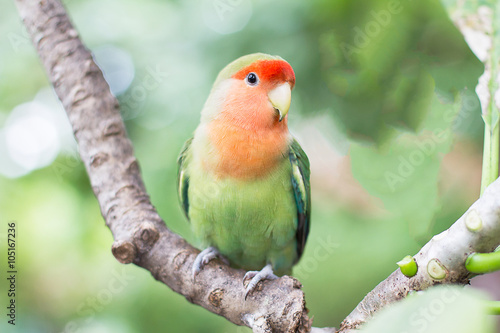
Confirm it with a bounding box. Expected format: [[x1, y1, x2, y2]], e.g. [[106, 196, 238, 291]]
[[220, 59, 296, 130], [206, 57, 296, 179]]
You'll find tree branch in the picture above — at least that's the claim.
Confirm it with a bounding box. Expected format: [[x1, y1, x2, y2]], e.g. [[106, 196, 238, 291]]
[[14, 0, 311, 331], [339, 176, 500, 331]]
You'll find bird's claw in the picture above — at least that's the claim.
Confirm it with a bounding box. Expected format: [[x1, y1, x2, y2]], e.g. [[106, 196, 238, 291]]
[[243, 264, 278, 299], [192, 246, 227, 279]]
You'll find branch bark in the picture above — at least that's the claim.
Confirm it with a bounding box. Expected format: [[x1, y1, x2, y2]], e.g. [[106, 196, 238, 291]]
[[14, 0, 311, 332], [339, 176, 500, 331]]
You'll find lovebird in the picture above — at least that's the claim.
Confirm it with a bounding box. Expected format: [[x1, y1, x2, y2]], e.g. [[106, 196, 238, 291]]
[[177, 53, 311, 297]]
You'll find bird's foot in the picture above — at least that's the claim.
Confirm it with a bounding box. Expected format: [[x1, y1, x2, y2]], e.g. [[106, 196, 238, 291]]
[[192, 246, 228, 279], [243, 264, 278, 299]]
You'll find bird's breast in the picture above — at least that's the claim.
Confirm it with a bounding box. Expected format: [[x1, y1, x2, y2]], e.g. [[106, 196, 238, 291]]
[[206, 120, 290, 180]]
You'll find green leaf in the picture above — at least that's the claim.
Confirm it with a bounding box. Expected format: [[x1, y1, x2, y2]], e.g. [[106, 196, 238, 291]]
[[360, 286, 495, 333]]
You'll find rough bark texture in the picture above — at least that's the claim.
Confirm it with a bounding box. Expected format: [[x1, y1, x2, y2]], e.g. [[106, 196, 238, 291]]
[[14, 0, 311, 331], [339, 177, 500, 331]]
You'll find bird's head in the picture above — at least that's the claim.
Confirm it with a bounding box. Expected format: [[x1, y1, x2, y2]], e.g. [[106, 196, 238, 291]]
[[202, 53, 296, 128]]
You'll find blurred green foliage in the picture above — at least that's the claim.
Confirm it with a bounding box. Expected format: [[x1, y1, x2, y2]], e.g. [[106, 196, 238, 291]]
[[351, 94, 463, 243], [312, 0, 483, 142], [360, 286, 495, 333], [0, 0, 490, 332]]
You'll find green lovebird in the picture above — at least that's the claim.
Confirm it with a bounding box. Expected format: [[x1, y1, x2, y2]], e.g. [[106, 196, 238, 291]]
[[177, 53, 311, 297]]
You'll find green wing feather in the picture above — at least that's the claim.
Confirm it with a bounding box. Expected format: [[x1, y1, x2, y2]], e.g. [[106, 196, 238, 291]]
[[289, 138, 311, 262], [177, 137, 193, 221]]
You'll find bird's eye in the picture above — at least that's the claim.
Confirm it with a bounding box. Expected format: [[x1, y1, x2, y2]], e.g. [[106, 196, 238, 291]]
[[245, 72, 259, 86]]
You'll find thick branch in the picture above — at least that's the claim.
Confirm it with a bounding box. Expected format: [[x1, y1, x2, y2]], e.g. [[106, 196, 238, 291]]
[[14, 0, 311, 331], [339, 177, 500, 331]]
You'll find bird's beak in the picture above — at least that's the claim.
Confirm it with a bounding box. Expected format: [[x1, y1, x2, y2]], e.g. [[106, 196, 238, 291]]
[[268, 82, 291, 122]]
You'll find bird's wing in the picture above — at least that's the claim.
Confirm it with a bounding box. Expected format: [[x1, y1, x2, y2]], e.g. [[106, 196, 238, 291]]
[[177, 137, 193, 221], [289, 138, 311, 262]]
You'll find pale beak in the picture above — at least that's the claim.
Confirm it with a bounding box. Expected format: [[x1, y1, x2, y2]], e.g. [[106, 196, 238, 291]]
[[268, 82, 291, 122]]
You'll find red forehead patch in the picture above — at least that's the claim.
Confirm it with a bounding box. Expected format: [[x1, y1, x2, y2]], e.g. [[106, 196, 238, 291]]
[[232, 59, 295, 88]]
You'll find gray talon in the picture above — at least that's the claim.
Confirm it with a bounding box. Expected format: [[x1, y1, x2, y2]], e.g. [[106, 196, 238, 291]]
[[192, 246, 225, 279], [244, 264, 277, 299]]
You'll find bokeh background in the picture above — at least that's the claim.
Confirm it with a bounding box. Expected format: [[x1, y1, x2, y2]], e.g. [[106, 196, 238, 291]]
[[0, 0, 498, 332]]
